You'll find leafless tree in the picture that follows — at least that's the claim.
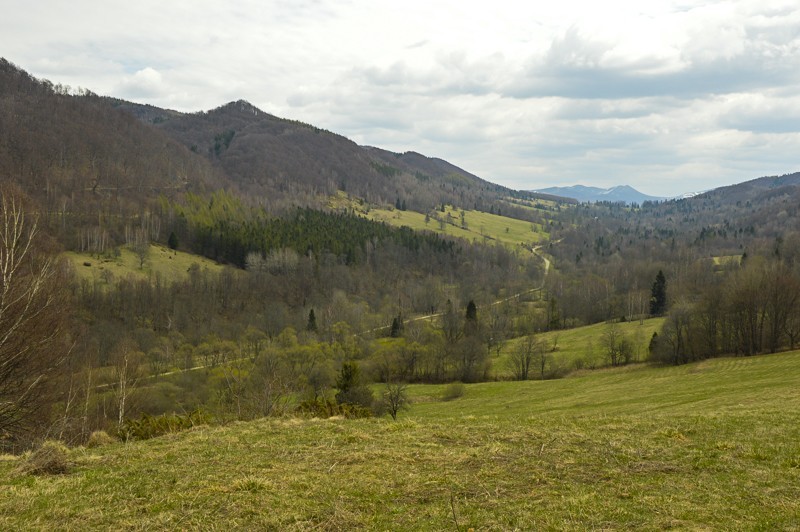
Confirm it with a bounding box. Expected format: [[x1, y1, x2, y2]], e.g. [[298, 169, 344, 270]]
[[507, 333, 539, 380], [380, 382, 409, 420], [0, 186, 70, 442]]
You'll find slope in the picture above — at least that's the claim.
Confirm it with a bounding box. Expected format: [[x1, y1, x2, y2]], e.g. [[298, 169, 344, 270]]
[[2, 351, 797, 529], [115, 98, 551, 216]]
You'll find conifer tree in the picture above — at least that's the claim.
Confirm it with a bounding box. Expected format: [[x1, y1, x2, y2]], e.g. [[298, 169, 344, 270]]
[[307, 309, 317, 332], [650, 270, 667, 316]]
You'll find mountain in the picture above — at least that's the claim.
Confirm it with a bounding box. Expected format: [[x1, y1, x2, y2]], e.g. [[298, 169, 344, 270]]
[[532, 184, 665, 204], [108, 98, 531, 214], [0, 58, 224, 239]]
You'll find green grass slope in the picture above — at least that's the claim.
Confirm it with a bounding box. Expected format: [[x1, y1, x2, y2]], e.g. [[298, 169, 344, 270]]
[[2, 353, 798, 529], [367, 205, 548, 248], [495, 318, 665, 376], [65, 244, 226, 285]]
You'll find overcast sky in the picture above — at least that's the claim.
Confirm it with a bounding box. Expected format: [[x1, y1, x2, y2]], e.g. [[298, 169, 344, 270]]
[[3, 0, 799, 196]]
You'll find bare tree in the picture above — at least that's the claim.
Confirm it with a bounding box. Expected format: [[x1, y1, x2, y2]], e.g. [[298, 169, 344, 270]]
[[380, 382, 410, 420], [507, 333, 538, 380], [602, 322, 632, 367], [0, 186, 70, 442], [111, 339, 143, 429]]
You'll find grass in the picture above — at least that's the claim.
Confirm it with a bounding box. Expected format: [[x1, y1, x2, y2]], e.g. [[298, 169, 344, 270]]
[[494, 318, 665, 377], [330, 192, 552, 249], [64, 244, 225, 286], [2, 351, 799, 529], [368, 205, 548, 248]]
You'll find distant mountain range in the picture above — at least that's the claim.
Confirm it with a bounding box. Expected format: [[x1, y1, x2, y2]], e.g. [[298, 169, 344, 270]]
[[532, 185, 666, 204]]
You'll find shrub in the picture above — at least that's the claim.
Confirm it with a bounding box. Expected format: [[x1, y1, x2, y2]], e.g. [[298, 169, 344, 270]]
[[441, 381, 465, 401], [17, 440, 71, 475], [85, 430, 117, 448], [295, 399, 372, 419], [117, 410, 210, 442]]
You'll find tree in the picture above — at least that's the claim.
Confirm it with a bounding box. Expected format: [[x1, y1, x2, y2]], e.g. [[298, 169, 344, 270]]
[[167, 231, 179, 250], [335, 361, 373, 408], [464, 300, 479, 337], [0, 187, 70, 443], [307, 309, 317, 332], [650, 270, 667, 316], [507, 333, 539, 380], [379, 382, 409, 420], [390, 315, 404, 338], [111, 338, 144, 429], [602, 322, 632, 367]]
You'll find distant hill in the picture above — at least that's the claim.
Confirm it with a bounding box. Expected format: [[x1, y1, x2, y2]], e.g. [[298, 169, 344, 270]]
[[532, 184, 665, 204]]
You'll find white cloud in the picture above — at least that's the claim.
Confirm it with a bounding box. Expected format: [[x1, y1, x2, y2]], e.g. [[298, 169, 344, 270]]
[[1, 0, 799, 196], [117, 67, 165, 99]]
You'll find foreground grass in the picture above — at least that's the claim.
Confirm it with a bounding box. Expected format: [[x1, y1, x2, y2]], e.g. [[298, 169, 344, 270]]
[[2, 353, 799, 529]]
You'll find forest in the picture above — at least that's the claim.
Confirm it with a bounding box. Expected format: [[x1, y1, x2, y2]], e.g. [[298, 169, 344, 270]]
[[3, 57, 800, 452]]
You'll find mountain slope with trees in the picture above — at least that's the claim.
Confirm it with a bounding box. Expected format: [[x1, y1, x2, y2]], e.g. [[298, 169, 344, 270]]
[[3, 56, 800, 454]]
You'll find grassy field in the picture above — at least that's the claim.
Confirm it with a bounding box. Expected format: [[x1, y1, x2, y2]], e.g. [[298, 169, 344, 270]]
[[368, 205, 548, 248], [2, 351, 798, 529], [64, 244, 226, 285], [330, 193, 551, 249], [494, 318, 665, 377]]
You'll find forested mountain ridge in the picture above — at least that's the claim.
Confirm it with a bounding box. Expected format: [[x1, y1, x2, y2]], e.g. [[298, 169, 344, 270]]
[[113, 97, 538, 214]]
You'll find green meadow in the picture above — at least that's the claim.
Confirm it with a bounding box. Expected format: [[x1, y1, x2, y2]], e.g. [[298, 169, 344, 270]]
[[327, 189, 553, 249], [64, 244, 225, 285], [3, 351, 798, 530], [367, 205, 549, 248], [494, 318, 666, 377]]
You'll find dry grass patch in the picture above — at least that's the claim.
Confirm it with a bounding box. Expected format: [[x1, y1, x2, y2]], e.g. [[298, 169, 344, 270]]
[[16, 440, 72, 476]]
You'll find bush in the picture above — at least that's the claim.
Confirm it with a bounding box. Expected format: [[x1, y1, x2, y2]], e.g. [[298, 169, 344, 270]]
[[335, 361, 374, 409], [117, 410, 210, 442], [85, 430, 117, 448], [441, 381, 465, 401], [17, 440, 71, 475], [296, 399, 372, 419]]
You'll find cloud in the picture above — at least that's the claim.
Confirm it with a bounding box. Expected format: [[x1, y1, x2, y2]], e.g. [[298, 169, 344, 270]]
[[116, 67, 165, 99], [2, 0, 800, 197]]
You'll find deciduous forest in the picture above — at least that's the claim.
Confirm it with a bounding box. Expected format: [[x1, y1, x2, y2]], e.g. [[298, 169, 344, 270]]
[[3, 57, 800, 454]]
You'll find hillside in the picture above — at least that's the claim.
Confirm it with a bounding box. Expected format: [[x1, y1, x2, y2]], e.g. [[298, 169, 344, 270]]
[[0, 59, 221, 210], [2, 351, 798, 529], [111, 98, 533, 215]]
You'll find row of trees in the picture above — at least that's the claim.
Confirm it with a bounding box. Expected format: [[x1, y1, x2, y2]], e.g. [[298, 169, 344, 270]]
[[652, 257, 800, 364]]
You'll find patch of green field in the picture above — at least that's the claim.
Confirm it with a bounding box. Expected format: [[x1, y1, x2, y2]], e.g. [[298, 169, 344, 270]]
[[330, 192, 551, 248], [713, 255, 742, 267], [495, 318, 665, 376], [501, 197, 560, 212], [65, 244, 226, 285], [2, 352, 798, 529], [368, 205, 549, 248]]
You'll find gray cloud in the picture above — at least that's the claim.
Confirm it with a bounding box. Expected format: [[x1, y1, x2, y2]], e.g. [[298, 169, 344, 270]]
[[2, 0, 799, 197]]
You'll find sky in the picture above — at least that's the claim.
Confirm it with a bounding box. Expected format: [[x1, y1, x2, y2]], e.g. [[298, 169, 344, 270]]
[[2, 0, 799, 197]]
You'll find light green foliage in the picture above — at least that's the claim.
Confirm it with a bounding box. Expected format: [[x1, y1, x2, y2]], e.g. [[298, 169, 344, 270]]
[[1, 352, 798, 528], [441, 381, 465, 401]]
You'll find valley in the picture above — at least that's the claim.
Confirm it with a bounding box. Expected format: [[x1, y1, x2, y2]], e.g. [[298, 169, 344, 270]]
[[2, 56, 800, 529]]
